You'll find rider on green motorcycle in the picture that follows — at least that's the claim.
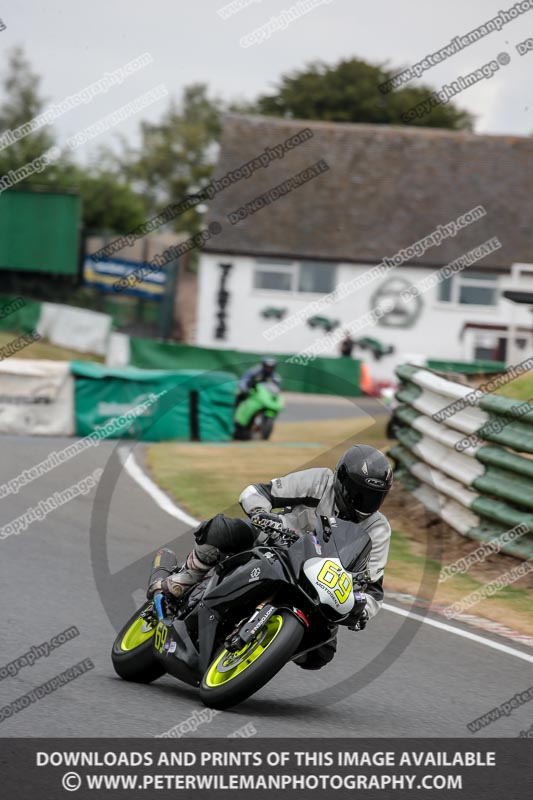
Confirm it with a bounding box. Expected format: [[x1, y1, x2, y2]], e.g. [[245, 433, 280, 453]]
[[235, 357, 281, 406]]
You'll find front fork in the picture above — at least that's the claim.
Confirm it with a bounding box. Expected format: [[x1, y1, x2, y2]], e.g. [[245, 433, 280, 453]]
[[224, 598, 310, 652]]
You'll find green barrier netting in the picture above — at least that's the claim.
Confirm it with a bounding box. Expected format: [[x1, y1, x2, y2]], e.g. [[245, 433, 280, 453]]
[[391, 444, 533, 552], [466, 525, 533, 560], [394, 456, 515, 545], [476, 445, 533, 480], [426, 359, 506, 374], [389, 444, 418, 471], [0, 294, 41, 333], [392, 365, 533, 558], [395, 365, 421, 382], [393, 466, 420, 493], [129, 338, 362, 397], [396, 383, 422, 406], [395, 366, 533, 425], [395, 422, 533, 512], [71, 362, 237, 442], [479, 393, 533, 424], [395, 406, 533, 480], [472, 496, 533, 535], [474, 418, 533, 454], [473, 468, 533, 511], [392, 485, 533, 558], [395, 425, 423, 451], [395, 405, 421, 427], [396, 376, 533, 453]]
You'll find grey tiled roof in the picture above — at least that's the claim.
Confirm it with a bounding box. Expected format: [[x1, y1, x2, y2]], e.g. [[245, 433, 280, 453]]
[[204, 114, 533, 270]]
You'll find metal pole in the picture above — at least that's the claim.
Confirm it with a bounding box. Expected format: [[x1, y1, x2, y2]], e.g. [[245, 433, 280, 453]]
[[158, 257, 179, 339]]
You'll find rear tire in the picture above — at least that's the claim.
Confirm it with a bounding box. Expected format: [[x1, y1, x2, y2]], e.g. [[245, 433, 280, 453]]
[[199, 609, 304, 709], [112, 602, 166, 683]]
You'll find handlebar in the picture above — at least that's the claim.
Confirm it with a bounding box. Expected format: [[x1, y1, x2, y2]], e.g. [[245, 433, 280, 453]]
[[250, 515, 299, 544], [274, 529, 300, 546]]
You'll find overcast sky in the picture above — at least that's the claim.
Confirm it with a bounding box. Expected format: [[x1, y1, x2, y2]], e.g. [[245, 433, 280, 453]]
[[2, 0, 532, 161]]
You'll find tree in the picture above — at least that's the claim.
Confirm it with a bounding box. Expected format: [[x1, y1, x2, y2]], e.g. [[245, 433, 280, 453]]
[[46, 161, 147, 234], [0, 47, 147, 234], [0, 47, 56, 174], [252, 58, 474, 130], [116, 83, 224, 233]]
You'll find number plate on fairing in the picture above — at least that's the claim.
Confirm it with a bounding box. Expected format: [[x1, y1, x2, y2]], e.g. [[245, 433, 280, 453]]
[[303, 557, 355, 613]]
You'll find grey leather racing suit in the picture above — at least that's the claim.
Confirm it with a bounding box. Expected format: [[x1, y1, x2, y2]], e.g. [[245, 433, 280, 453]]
[[149, 466, 391, 670], [239, 467, 391, 621]]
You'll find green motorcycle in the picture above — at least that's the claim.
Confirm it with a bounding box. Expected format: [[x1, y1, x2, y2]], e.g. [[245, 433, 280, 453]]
[[234, 381, 284, 440]]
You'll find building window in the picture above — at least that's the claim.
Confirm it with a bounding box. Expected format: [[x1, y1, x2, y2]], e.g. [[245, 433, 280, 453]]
[[473, 334, 506, 361], [254, 260, 293, 291], [253, 258, 335, 294], [438, 271, 498, 306]]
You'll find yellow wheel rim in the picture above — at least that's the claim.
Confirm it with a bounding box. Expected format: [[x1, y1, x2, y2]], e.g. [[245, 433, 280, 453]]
[[204, 614, 284, 688], [120, 615, 156, 651]]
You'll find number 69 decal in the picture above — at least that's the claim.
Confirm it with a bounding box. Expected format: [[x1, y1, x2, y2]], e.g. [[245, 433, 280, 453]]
[[154, 622, 168, 653], [317, 559, 353, 603], [303, 557, 355, 613]]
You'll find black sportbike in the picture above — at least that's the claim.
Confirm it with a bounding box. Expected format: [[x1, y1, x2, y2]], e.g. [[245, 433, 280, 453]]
[[112, 515, 371, 709]]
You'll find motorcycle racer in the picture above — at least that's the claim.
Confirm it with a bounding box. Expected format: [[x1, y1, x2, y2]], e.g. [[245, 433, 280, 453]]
[[235, 357, 281, 406], [147, 445, 393, 670]]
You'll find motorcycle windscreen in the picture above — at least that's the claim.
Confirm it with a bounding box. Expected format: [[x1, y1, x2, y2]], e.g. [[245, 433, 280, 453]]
[[315, 516, 371, 572]]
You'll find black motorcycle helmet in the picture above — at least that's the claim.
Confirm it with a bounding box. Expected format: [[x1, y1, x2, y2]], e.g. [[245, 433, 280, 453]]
[[262, 357, 277, 376], [334, 445, 392, 521]]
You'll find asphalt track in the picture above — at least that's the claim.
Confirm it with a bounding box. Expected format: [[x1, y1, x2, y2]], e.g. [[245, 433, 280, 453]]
[[0, 397, 532, 738], [281, 393, 389, 422]]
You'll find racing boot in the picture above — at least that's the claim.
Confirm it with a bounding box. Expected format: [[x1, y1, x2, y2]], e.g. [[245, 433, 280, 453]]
[[147, 543, 221, 601], [146, 547, 178, 598]]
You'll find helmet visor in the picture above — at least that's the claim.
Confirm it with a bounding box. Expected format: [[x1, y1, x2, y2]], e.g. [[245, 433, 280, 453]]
[[336, 465, 388, 516]]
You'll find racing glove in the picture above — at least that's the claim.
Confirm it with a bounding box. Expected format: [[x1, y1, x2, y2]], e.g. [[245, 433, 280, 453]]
[[350, 608, 369, 632], [249, 510, 287, 541], [346, 591, 369, 631]]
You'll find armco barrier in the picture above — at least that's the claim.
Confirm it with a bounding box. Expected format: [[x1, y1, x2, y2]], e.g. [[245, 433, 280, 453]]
[[426, 358, 506, 375], [0, 358, 75, 436], [0, 294, 111, 356], [129, 337, 362, 397], [390, 363, 533, 560], [0, 295, 41, 333]]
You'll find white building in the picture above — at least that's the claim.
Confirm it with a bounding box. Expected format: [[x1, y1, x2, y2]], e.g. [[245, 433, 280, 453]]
[[197, 115, 533, 379]]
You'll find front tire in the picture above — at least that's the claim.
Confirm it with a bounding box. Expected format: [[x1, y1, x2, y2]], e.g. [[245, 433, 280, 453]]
[[199, 609, 304, 709], [234, 422, 251, 440], [261, 415, 274, 440], [112, 602, 166, 683]]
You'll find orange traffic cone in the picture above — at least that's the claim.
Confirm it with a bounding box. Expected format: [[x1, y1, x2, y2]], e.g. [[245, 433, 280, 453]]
[[360, 361, 374, 396]]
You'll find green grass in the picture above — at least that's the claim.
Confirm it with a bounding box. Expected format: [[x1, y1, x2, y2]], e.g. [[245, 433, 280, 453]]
[[0, 330, 104, 362], [146, 416, 533, 635], [496, 373, 533, 401], [383, 526, 533, 634], [145, 416, 389, 520]]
